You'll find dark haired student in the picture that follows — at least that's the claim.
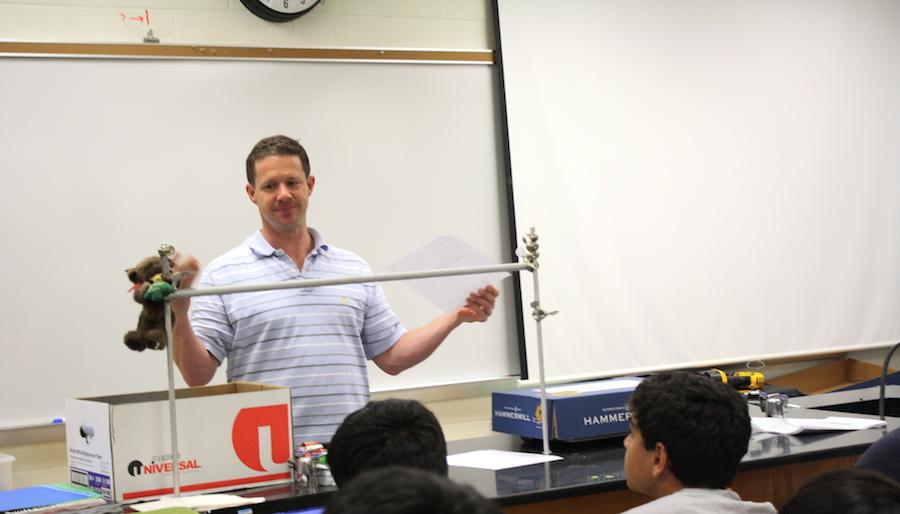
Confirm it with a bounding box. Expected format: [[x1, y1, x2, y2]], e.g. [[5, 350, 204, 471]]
[[780, 467, 900, 514], [327, 399, 448, 487], [325, 466, 502, 514], [620, 371, 776, 514]]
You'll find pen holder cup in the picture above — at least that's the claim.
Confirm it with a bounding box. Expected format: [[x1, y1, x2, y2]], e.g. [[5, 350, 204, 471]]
[[0, 453, 14, 491]]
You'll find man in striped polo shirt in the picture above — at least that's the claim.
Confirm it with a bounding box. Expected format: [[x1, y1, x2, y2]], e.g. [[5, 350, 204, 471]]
[[171, 135, 499, 444]]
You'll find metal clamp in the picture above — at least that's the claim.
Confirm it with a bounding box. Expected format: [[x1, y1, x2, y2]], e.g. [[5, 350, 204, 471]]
[[531, 301, 559, 322], [522, 228, 540, 271], [158, 243, 175, 279]]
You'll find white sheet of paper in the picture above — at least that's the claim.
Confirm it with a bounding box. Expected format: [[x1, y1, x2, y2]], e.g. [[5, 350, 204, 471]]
[[387, 236, 509, 312], [752, 416, 887, 435], [447, 449, 562, 470], [544, 378, 642, 394], [130, 493, 266, 512]]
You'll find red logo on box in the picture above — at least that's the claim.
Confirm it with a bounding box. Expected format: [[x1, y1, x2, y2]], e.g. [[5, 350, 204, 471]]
[[231, 404, 291, 472]]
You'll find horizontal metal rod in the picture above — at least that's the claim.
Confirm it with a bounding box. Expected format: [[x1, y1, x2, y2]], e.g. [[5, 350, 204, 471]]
[[169, 262, 531, 299]]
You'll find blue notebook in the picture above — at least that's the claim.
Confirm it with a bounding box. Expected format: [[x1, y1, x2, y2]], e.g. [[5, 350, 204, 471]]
[[0, 483, 102, 513]]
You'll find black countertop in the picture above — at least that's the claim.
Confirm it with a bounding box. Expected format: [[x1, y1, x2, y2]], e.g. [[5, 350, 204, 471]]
[[448, 389, 900, 507], [214, 386, 900, 513]]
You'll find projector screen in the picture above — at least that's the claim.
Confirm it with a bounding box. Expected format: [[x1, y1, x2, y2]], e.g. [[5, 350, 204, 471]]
[[497, 0, 900, 382]]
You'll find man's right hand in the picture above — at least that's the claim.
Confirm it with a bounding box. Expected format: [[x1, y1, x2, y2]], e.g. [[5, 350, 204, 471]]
[[172, 251, 201, 288], [171, 251, 201, 314], [169, 250, 219, 386]]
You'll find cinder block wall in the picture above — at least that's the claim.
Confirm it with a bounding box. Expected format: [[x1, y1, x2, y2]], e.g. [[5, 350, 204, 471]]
[[0, 0, 495, 488], [0, 0, 491, 48]]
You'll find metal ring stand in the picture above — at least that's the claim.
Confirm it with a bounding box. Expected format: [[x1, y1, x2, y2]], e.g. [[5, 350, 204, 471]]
[[158, 228, 556, 496]]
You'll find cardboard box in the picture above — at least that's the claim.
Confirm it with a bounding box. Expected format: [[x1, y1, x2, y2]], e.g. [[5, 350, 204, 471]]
[[767, 358, 897, 395], [66, 382, 293, 503], [492, 378, 641, 442]]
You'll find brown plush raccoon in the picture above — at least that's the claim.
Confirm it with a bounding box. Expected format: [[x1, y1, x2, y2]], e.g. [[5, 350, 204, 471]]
[[123, 256, 174, 351]]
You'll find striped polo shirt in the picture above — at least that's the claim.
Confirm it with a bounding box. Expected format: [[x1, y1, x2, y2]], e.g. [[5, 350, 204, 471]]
[[190, 229, 407, 444]]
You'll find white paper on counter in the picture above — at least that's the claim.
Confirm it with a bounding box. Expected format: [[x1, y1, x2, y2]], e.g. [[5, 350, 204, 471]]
[[447, 449, 562, 470], [752, 416, 886, 435], [131, 493, 266, 512]]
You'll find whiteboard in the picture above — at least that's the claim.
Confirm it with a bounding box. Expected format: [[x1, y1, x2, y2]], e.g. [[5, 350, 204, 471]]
[[0, 56, 520, 429], [498, 0, 900, 382]]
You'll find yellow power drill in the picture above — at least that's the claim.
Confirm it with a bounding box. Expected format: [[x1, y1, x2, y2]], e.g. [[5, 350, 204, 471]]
[[700, 369, 765, 390]]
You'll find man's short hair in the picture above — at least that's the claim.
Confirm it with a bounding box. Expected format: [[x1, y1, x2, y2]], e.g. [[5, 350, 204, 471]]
[[780, 468, 900, 514], [629, 371, 751, 489], [324, 466, 502, 514], [245, 135, 310, 184], [327, 399, 448, 487]]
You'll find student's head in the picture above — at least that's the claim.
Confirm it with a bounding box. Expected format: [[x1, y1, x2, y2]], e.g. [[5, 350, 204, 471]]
[[780, 468, 900, 514], [324, 466, 502, 514], [857, 427, 900, 483], [246, 135, 311, 185], [624, 371, 751, 496], [327, 399, 448, 487]]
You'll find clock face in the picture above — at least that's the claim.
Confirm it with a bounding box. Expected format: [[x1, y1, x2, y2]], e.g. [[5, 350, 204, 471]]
[[240, 0, 321, 22]]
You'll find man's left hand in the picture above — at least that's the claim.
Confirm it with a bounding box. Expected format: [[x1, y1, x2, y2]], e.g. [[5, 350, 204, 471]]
[[456, 285, 500, 323]]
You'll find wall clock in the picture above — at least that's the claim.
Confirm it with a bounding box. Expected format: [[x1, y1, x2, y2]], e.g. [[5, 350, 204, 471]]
[[240, 0, 321, 22]]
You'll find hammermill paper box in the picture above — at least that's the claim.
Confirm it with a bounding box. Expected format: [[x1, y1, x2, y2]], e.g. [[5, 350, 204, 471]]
[[66, 382, 293, 503], [492, 377, 642, 442]]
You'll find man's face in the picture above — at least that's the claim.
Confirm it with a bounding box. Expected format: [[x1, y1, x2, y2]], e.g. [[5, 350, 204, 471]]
[[246, 154, 315, 236], [623, 416, 656, 496]]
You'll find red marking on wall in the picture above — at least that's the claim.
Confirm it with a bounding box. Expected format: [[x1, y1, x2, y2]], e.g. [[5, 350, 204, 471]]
[[119, 10, 151, 26]]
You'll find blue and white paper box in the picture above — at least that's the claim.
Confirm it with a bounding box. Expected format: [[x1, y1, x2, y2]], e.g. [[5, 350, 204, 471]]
[[492, 377, 642, 442]]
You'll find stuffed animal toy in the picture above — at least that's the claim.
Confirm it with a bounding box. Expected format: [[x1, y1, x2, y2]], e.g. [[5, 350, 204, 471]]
[[124, 256, 176, 351]]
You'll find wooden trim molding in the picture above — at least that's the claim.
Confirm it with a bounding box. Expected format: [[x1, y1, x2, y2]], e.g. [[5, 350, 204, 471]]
[[0, 42, 494, 63]]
